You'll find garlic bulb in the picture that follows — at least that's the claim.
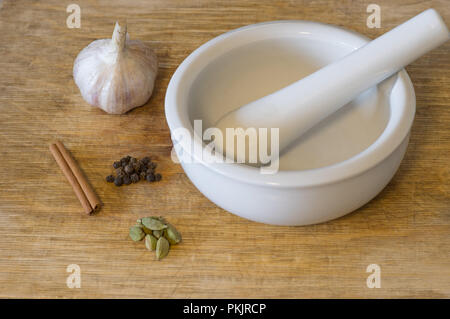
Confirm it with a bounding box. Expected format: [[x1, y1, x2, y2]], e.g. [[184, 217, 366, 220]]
[[73, 22, 158, 114]]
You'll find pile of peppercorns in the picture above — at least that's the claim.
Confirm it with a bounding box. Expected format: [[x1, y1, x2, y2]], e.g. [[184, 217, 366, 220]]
[[106, 156, 161, 186]]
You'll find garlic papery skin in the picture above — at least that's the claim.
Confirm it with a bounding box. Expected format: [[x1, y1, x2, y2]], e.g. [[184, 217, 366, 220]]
[[73, 22, 158, 114]]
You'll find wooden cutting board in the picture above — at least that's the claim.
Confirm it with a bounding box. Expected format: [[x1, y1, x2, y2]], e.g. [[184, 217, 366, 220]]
[[0, 0, 448, 298]]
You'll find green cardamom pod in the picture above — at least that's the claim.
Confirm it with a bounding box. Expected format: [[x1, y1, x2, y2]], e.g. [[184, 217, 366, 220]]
[[141, 225, 153, 235], [129, 226, 145, 242], [136, 219, 142, 224], [141, 217, 168, 231], [164, 224, 182, 245], [145, 234, 157, 251], [156, 236, 170, 260], [152, 230, 163, 238], [151, 216, 167, 226]]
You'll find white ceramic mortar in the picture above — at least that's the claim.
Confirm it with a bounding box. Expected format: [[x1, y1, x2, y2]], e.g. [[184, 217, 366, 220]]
[[165, 21, 416, 225]]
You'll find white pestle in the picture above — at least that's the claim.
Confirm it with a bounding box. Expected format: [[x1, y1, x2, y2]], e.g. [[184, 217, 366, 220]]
[[214, 9, 449, 163]]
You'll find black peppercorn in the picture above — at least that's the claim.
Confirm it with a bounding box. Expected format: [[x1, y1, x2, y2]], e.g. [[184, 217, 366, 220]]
[[129, 157, 137, 164], [146, 173, 155, 182], [110, 155, 160, 186], [116, 167, 125, 177], [120, 156, 131, 166], [130, 173, 140, 183], [123, 175, 132, 185], [133, 162, 142, 172], [114, 176, 123, 186], [124, 164, 134, 174]]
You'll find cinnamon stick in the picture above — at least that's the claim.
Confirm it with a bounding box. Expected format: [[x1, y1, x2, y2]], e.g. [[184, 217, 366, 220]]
[[49, 141, 101, 215]]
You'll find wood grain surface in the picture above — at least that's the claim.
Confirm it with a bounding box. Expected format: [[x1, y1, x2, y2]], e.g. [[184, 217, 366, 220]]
[[0, 0, 448, 298]]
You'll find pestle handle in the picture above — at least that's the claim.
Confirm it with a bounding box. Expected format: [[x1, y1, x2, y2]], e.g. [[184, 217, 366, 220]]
[[215, 9, 449, 156]]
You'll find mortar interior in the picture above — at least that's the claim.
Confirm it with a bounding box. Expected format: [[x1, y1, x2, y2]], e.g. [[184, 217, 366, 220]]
[[187, 37, 393, 171]]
